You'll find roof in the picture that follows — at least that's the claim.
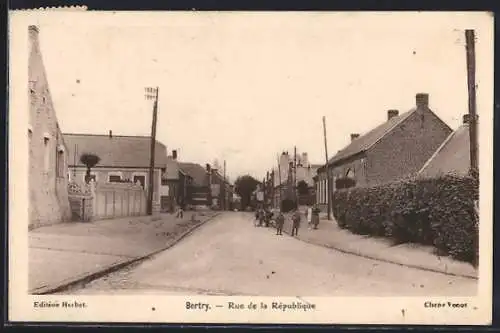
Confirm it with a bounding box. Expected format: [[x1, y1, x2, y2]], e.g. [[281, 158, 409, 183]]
[[63, 133, 168, 169], [327, 109, 415, 166], [418, 124, 471, 178], [178, 162, 208, 186]]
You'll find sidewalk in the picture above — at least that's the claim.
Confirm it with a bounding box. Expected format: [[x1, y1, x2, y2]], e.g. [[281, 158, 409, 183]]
[[281, 214, 477, 279], [29, 211, 220, 294]]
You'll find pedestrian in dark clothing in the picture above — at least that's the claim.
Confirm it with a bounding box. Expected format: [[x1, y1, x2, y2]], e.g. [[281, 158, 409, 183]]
[[276, 212, 285, 235], [291, 209, 301, 236]]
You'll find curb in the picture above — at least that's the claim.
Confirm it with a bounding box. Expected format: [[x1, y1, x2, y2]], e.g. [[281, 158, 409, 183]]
[[280, 221, 478, 280], [31, 213, 222, 295]]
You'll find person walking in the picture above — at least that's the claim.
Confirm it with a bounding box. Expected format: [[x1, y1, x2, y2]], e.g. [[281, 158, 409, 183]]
[[276, 211, 285, 235], [291, 209, 301, 236], [176, 206, 184, 219], [312, 205, 320, 229], [306, 205, 313, 229]]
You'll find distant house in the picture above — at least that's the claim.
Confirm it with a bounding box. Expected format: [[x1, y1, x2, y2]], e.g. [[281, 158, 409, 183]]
[[209, 166, 233, 210], [272, 151, 320, 207], [418, 114, 475, 178], [63, 132, 168, 213], [316, 93, 453, 210], [178, 162, 211, 208], [28, 25, 71, 229], [160, 151, 180, 212]]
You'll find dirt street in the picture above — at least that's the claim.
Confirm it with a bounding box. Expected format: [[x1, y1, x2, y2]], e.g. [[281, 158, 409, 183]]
[[65, 212, 477, 296]]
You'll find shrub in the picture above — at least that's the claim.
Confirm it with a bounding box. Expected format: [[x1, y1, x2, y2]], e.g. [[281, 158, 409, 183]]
[[332, 174, 479, 265]]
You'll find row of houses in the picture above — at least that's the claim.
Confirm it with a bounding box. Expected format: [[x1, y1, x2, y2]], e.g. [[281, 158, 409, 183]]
[[28, 25, 234, 229], [261, 92, 476, 212]]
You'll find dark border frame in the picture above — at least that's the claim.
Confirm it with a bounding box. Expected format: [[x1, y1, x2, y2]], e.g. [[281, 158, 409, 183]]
[[3, 0, 499, 331]]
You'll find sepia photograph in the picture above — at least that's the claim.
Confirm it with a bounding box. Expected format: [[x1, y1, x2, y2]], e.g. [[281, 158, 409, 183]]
[[9, 10, 493, 325]]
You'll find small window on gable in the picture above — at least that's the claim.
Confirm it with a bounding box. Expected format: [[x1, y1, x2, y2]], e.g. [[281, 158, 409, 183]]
[[43, 136, 50, 172], [56, 150, 65, 178]]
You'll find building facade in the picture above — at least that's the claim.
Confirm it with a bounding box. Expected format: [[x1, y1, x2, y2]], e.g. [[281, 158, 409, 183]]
[[316, 93, 453, 210], [64, 132, 168, 214], [28, 25, 72, 229], [160, 151, 181, 212], [178, 162, 211, 208]]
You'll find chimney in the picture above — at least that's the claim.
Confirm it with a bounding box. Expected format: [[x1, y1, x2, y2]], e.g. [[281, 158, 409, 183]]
[[387, 109, 399, 120], [416, 93, 429, 108], [109, 130, 112, 138], [302, 152, 308, 166], [463, 114, 478, 124], [172, 150, 177, 160], [206, 163, 211, 172], [350, 133, 360, 141]]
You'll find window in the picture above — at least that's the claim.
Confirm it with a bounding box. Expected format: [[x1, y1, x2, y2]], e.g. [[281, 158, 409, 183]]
[[109, 175, 121, 182], [43, 136, 50, 172], [56, 149, 65, 178], [133, 175, 146, 189]]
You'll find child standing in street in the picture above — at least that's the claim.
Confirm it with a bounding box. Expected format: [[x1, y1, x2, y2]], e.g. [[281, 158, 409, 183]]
[[291, 209, 301, 236], [276, 211, 285, 235]]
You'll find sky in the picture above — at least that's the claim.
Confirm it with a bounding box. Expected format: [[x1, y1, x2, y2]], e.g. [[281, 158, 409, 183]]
[[32, 12, 493, 181]]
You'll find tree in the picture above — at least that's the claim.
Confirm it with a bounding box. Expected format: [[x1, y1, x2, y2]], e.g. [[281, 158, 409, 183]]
[[234, 175, 260, 209], [297, 180, 310, 196], [80, 153, 101, 184]]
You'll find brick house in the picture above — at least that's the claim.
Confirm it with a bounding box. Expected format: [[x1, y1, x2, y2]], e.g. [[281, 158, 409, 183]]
[[418, 114, 475, 178], [315, 93, 452, 210], [63, 132, 168, 213], [209, 166, 233, 210], [28, 25, 72, 229], [178, 162, 211, 208]]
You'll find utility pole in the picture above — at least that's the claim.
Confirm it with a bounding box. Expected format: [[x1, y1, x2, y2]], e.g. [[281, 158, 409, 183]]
[[323, 116, 332, 220], [465, 29, 479, 174], [277, 154, 282, 210], [223, 160, 227, 211], [145, 86, 159, 216], [271, 169, 275, 209], [293, 146, 298, 204]]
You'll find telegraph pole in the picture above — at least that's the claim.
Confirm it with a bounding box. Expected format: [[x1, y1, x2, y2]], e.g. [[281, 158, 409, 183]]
[[465, 29, 479, 174], [145, 87, 159, 216], [223, 160, 227, 210], [323, 116, 332, 220], [293, 146, 298, 204], [277, 154, 282, 210]]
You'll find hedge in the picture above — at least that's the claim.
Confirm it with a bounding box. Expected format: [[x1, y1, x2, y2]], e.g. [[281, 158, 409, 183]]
[[281, 199, 297, 213], [332, 174, 479, 265]]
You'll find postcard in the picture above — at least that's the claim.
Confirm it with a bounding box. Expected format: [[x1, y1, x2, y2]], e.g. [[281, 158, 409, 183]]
[[8, 9, 493, 325]]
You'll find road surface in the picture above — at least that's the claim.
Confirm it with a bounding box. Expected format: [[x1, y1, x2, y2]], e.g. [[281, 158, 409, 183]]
[[65, 212, 477, 296]]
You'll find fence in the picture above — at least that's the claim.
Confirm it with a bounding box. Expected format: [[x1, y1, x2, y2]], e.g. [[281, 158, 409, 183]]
[[93, 181, 147, 219], [67, 180, 147, 221], [67, 181, 93, 221]]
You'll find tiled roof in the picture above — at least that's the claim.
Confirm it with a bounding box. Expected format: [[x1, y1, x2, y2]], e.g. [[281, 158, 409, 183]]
[[63, 133, 168, 169], [178, 162, 208, 186], [328, 109, 416, 165], [418, 124, 471, 178]]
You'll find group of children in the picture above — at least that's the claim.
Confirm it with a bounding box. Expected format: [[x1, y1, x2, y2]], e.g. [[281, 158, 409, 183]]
[[254, 205, 321, 237]]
